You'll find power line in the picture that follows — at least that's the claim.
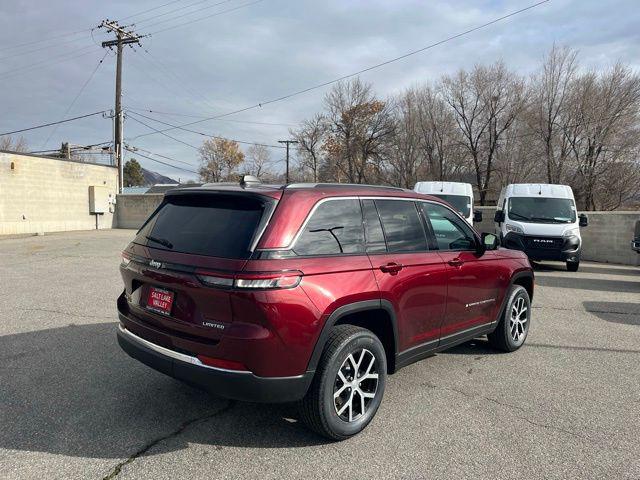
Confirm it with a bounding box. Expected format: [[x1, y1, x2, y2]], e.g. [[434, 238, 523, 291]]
[[128, 110, 285, 148], [125, 146, 199, 174], [127, 107, 297, 126], [41, 52, 110, 149], [0, 35, 95, 62], [0, 111, 107, 137], [132, 0, 235, 27], [148, 0, 264, 35], [126, 113, 202, 150], [118, 0, 192, 21], [125, 145, 197, 166], [0, 28, 92, 54], [0, 45, 100, 80], [136, 0, 550, 138]]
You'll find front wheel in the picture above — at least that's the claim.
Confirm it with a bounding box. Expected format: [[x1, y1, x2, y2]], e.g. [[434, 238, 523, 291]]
[[488, 285, 531, 352], [298, 325, 387, 440], [567, 261, 579, 272]]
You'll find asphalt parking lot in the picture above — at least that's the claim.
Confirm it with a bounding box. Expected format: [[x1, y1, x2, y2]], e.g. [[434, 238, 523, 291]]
[[1, 229, 639, 480]]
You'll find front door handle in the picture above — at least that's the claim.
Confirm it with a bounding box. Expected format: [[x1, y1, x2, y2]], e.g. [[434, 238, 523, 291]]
[[448, 258, 464, 267], [379, 262, 403, 275]]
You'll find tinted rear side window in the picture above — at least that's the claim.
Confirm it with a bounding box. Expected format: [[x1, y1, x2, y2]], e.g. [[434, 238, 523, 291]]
[[375, 200, 428, 253], [134, 194, 268, 258], [293, 199, 364, 256]]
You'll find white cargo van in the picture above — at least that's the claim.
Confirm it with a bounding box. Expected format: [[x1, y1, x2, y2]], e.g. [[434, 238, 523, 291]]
[[413, 181, 481, 225], [494, 184, 588, 271]]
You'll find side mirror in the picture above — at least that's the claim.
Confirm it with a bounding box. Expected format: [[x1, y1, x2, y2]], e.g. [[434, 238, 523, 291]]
[[482, 232, 499, 251], [579, 213, 588, 227], [473, 210, 483, 223], [494, 210, 505, 223]]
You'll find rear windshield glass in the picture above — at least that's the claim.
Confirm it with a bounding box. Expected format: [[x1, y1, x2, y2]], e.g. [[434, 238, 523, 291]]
[[134, 194, 268, 258], [431, 194, 471, 218]]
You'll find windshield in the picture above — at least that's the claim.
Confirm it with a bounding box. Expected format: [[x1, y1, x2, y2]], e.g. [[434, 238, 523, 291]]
[[432, 194, 471, 218], [508, 197, 576, 224], [134, 194, 269, 258]]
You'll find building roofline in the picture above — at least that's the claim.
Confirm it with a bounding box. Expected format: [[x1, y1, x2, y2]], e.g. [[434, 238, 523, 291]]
[[0, 149, 117, 168]]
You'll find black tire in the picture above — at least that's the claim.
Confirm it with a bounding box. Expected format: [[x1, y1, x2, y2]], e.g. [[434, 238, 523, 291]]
[[487, 285, 531, 352], [567, 261, 579, 272], [299, 325, 387, 440]]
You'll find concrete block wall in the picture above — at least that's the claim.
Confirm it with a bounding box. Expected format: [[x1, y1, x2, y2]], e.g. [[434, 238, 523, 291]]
[[0, 151, 118, 235], [472, 206, 640, 266], [115, 194, 163, 229]]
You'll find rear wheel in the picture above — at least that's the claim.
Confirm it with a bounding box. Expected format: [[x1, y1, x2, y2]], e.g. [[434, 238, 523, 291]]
[[488, 285, 531, 352], [567, 261, 579, 272], [299, 325, 387, 440]]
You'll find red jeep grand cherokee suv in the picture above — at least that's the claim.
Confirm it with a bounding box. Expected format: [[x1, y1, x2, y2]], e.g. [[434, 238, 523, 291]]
[[117, 182, 533, 439]]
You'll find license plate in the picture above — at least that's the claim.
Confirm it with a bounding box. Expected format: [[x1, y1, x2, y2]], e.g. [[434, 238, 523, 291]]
[[146, 287, 174, 316]]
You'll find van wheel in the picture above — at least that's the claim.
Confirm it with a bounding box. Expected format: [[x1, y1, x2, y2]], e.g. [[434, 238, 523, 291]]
[[567, 261, 579, 272], [298, 325, 387, 440], [488, 285, 531, 352]]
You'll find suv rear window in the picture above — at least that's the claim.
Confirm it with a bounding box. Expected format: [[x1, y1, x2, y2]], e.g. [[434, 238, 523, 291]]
[[134, 194, 269, 259]]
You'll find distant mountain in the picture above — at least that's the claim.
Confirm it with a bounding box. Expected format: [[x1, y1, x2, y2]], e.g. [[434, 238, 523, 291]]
[[141, 168, 178, 186]]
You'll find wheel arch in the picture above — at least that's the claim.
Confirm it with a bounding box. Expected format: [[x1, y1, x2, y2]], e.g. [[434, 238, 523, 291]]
[[307, 300, 398, 374], [511, 270, 534, 301]]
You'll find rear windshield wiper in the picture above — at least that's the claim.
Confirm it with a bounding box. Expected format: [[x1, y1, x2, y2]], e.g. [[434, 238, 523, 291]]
[[145, 235, 174, 249]]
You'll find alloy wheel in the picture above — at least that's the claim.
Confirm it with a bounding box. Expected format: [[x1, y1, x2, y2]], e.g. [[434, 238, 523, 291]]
[[333, 348, 379, 422], [510, 295, 529, 343]]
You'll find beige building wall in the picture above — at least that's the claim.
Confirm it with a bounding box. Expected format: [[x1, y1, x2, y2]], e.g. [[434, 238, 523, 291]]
[[0, 151, 118, 235]]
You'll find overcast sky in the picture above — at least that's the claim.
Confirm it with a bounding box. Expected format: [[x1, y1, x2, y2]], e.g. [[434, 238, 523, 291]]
[[0, 0, 638, 181]]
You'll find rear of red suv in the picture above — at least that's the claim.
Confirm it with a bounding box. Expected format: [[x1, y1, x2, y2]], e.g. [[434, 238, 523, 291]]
[[117, 186, 322, 402], [118, 182, 533, 440]]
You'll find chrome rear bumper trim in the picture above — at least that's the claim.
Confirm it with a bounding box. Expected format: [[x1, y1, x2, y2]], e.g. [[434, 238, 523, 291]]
[[117, 324, 251, 374]]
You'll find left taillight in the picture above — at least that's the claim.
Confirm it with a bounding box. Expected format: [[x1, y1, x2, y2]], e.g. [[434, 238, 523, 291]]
[[121, 251, 132, 267]]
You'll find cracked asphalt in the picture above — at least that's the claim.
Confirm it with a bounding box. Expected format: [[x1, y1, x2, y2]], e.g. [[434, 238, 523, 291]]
[[1, 229, 639, 480]]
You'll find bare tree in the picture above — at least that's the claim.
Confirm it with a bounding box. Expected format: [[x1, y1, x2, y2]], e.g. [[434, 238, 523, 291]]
[[0, 135, 28, 152], [441, 62, 525, 204], [323, 78, 396, 184], [244, 144, 273, 180], [292, 114, 326, 182], [414, 85, 467, 181], [388, 89, 423, 188], [529, 45, 579, 184], [564, 64, 640, 210]]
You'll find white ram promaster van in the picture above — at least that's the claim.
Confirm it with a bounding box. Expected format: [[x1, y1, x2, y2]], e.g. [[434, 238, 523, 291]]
[[494, 184, 588, 271], [414, 181, 481, 225]]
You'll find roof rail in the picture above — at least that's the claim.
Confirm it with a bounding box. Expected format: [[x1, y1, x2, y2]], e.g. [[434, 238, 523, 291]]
[[285, 182, 406, 192]]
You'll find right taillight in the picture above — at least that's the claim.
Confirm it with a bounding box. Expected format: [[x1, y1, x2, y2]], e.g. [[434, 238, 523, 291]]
[[196, 270, 302, 290]]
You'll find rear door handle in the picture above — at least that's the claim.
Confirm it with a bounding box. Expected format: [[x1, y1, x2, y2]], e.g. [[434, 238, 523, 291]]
[[448, 258, 464, 267], [379, 262, 403, 275]]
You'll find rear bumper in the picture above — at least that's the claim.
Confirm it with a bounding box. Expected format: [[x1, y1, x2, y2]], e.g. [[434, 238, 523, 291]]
[[503, 233, 581, 262], [117, 322, 313, 403]]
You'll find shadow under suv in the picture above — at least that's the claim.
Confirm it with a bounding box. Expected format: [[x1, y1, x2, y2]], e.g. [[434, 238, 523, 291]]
[[117, 181, 534, 439]]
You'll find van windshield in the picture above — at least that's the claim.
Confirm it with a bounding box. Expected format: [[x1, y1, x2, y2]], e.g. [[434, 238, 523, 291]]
[[133, 193, 270, 258], [431, 194, 471, 218], [508, 197, 576, 224]]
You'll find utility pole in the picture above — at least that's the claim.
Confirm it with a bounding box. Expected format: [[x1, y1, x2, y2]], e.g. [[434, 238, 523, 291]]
[[98, 20, 143, 193], [278, 140, 298, 184]]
